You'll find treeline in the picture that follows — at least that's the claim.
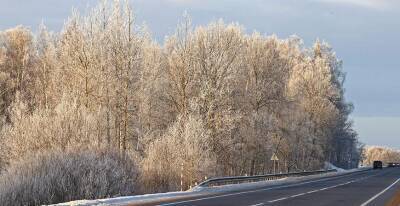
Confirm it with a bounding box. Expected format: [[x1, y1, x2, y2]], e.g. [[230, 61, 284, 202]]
[[0, 1, 360, 203], [363, 146, 400, 165]]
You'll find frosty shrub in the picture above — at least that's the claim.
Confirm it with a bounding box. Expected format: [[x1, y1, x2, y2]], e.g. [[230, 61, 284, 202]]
[[0, 96, 112, 167], [141, 114, 216, 192], [0, 149, 137, 206]]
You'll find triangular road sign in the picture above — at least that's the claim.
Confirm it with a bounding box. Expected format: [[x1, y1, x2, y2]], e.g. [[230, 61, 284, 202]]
[[271, 153, 279, 161]]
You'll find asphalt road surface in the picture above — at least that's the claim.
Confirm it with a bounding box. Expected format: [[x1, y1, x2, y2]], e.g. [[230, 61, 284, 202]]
[[133, 168, 400, 206]]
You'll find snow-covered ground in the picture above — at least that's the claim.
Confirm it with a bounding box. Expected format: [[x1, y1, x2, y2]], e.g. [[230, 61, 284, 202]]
[[51, 191, 197, 206], [324, 162, 346, 172], [51, 166, 371, 206]]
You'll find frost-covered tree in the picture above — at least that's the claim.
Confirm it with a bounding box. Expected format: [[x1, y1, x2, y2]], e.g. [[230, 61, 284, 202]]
[[163, 15, 196, 118], [239, 34, 293, 175], [59, 1, 146, 153], [34, 24, 59, 110], [0, 26, 36, 123], [190, 21, 244, 174]]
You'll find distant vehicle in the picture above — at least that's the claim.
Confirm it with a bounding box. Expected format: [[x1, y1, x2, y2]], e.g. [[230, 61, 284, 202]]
[[388, 162, 400, 167], [373, 161, 383, 169]]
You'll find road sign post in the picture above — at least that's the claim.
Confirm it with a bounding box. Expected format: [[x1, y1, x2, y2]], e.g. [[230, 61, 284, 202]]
[[271, 153, 279, 174]]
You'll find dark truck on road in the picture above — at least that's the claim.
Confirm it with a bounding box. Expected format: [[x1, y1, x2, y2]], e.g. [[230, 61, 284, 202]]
[[373, 161, 383, 169]]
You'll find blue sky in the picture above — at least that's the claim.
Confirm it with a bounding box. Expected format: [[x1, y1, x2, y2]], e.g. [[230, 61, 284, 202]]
[[1, 0, 399, 148]]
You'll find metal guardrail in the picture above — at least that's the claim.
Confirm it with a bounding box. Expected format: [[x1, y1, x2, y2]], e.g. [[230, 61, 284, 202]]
[[197, 169, 337, 187]]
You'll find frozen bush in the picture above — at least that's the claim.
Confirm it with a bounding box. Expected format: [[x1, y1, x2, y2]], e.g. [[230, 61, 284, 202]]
[[0, 149, 137, 206], [141, 114, 216, 193]]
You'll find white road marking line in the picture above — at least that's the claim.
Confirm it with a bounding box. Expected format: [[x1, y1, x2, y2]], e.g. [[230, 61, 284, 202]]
[[306, 188, 321, 194], [317, 187, 328, 191], [250, 203, 264, 206], [290, 193, 306, 198], [268, 197, 289, 203], [266, 175, 376, 204], [360, 178, 400, 206], [158, 170, 373, 206]]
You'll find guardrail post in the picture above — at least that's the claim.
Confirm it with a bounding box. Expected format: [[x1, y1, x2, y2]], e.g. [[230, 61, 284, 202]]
[[180, 162, 183, 191]]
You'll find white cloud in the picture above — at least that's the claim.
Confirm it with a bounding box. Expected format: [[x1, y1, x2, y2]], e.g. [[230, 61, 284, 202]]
[[312, 0, 398, 10], [163, 0, 195, 4]]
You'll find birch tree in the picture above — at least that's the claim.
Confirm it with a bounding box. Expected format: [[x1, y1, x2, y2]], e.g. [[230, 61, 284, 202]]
[[241, 34, 293, 174], [191, 21, 244, 174], [0, 26, 36, 123], [164, 15, 196, 119]]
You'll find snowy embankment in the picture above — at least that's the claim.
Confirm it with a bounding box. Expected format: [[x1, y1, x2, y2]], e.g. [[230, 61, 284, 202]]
[[52, 165, 371, 206]]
